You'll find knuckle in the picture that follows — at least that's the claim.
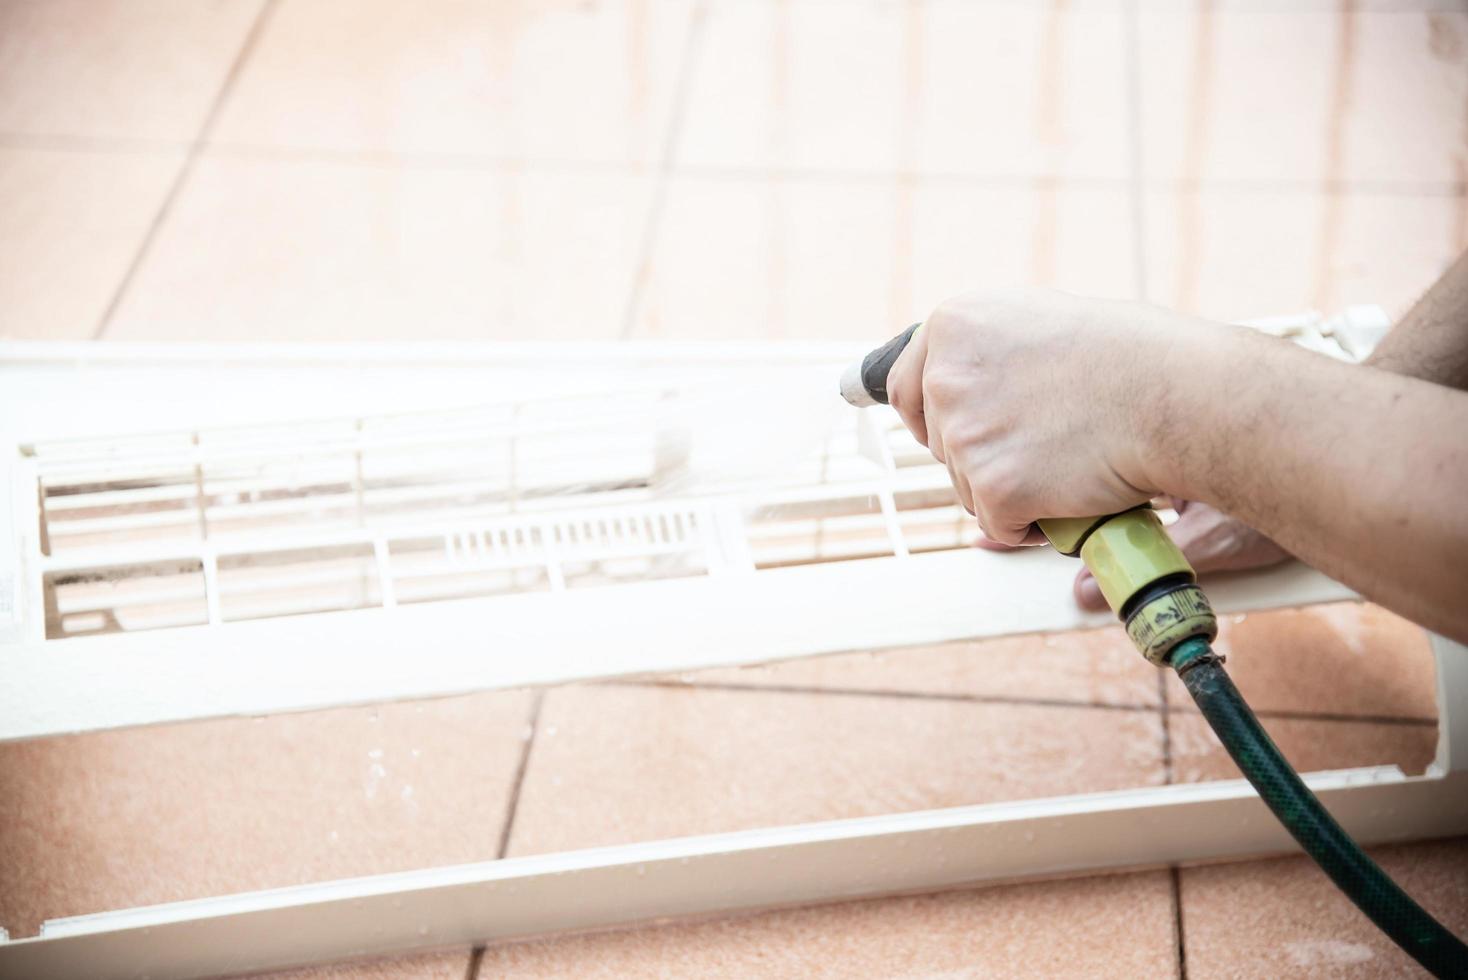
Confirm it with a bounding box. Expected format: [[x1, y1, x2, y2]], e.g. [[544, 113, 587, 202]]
[[922, 366, 963, 401], [971, 464, 1030, 518], [925, 296, 977, 339]]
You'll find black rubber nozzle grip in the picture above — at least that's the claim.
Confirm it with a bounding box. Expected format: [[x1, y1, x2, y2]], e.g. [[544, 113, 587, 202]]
[[859, 323, 921, 405]]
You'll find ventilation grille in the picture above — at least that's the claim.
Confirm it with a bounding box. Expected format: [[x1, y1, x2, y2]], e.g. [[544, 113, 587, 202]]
[[23, 398, 966, 641], [33, 395, 677, 558]]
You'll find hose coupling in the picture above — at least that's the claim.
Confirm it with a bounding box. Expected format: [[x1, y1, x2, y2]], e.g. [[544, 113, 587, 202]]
[[1123, 579, 1219, 666]]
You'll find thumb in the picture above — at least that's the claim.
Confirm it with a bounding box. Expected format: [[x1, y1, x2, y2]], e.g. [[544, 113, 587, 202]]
[[1073, 568, 1108, 611], [1167, 501, 1290, 574]]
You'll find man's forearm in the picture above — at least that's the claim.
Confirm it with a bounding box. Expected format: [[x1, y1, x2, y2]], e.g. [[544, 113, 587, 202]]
[[1149, 326, 1468, 643], [1366, 249, 1468, 390]]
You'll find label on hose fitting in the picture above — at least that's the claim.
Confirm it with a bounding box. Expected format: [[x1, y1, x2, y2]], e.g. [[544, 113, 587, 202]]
[[1126, 585, 1218, 665]]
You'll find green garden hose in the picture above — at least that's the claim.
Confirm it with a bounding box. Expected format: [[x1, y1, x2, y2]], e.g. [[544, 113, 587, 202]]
[[1170, 637, 1468, 978], [843, 327, 1468, 977]]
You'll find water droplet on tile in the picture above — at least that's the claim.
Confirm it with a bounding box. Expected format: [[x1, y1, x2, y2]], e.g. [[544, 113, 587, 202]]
[[545, 725, 558, 737], [635, 865, 647, 876]]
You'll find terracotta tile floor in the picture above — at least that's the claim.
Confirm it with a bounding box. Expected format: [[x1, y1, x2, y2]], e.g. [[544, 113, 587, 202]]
[[2, 1, 1466, 977], [0, 0, 265, 144], [0, 145, 184, 337], [264, 950, 470, 980], [479, 871, 1180, 978], [505, 684, 1168, 857], [0, 689, 537, 939], [105, 155, 654, 341], [210, 0, 695, 164]]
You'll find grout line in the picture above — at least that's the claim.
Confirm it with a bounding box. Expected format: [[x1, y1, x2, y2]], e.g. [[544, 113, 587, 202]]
[[495, 690, 545, 861], [0, 132, 189, 155], [607, 677, 1439, 729], [464, 944, 486, 980], [1157, 669, 1174, 784], [1311, 0, 1358, 312], [607, 678, 1161, 714], [1122, 0, 1149, 301], [618, 1, 708, 340], [1169, 704, 1437, 727], [1143, 176, 1463, 196], [89, 0, 279, 341], [1171, 865, 1188, 979], [12, 125, 1462, 200], [187, 144, 1468, 196], [187, 139, 657, 176], [1171, 0, 1214, 314]]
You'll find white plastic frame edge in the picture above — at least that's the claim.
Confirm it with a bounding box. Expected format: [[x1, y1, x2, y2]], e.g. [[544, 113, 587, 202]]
[[1, 549, 1356, 742], [1, 624, 1462, 979]]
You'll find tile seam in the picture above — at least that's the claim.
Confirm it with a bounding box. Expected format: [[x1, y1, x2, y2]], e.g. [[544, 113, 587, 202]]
[[0, 133, 188, 155], [606, 678, 1438, 727], [464, 943, 486, 980], [495, 690, 545, 861], [1123, 0, 1149, 301], [12, 125, 1460, 200], [618, 0, 709, 340], [1171, 865, 1188, 979], [1167, 704, 1437, 727], [89, 0, 280, 340], [605, 679, 1162, 713]]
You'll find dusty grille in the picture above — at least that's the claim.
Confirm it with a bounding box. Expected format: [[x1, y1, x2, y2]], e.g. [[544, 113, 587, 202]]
[[21, 396, 965, 640]]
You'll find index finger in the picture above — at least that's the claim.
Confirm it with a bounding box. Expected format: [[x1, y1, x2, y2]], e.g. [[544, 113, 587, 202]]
[[885, 324, 929, 447]]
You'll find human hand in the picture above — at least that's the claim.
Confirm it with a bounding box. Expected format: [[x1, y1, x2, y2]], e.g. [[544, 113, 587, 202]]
[[975, 499, 1291, 610], [885, 288, 1222, 545]]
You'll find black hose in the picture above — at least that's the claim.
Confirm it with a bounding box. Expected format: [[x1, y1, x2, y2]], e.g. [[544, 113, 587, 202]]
[[1170, 636, 1468, 978]]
